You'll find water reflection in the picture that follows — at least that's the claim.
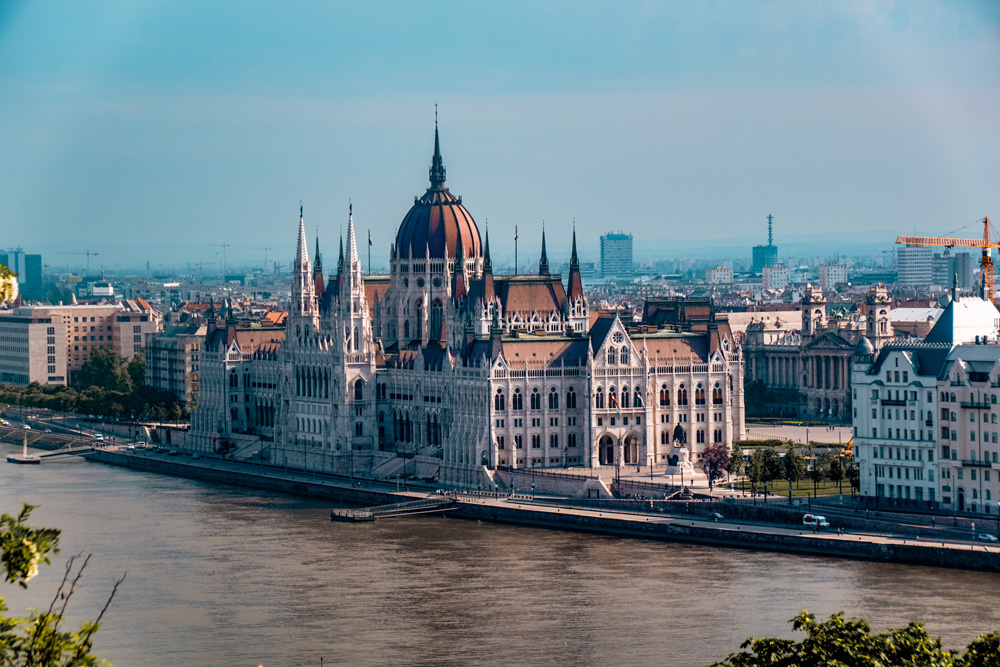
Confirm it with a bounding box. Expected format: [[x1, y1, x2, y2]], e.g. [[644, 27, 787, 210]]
[[2, 451, 997, 666]]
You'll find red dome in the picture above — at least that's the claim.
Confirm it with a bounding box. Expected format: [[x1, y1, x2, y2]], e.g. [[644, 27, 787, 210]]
[[394, 126, 482, 260]]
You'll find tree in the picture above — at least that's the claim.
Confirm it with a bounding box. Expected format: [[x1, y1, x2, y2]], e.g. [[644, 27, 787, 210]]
[[828, 455, 845, 494], [726, 445, 745, 481], [747, 448, 784, 498], [126, 349, 146, 390], [702, 441, 730, 491], [846, 460, 860, 498], [710, 610, 999, 667], [76, 348, 132, 393], [0, 504, 124, 666], [783, 447, 806, 488]]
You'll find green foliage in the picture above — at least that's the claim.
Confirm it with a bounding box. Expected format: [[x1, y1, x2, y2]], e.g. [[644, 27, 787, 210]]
[[747, 448, 784, 490], [126, 350, 145, 392], [0, 504, 123, 666], [711, 610, 1000, 667], [726, 445, 745, 478], [76, 349, 133, 393], [0, 265, 17, 305], [783, 447, 806, 483]]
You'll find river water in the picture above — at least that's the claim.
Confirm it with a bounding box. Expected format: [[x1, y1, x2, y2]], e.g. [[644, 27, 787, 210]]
[[1, 449, 998, 667]]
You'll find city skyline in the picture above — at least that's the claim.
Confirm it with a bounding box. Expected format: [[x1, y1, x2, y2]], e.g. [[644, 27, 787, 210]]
[[2, 1, 998, 269]]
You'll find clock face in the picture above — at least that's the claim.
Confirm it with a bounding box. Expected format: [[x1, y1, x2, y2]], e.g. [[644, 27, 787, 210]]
[[612, 332, 624, 344]]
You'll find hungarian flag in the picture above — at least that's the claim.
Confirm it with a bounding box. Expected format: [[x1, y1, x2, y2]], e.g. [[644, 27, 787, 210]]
[[514, 225, 518, 241], [609, 392, 621, 415], [368, 230, 372, 247]]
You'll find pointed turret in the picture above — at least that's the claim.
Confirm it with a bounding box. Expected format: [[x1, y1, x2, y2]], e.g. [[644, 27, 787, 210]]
[[538, 226, 550, 275], [453, 227, 467, 301], [313, 236, 325, 296], [482, 226, 495, 303], [291, 204, 316, 321], [337, 234, 345, 277], [567, 226, 584, 302], [296, 205, 309, 271]]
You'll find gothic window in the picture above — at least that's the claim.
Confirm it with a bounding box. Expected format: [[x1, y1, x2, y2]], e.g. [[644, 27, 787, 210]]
[[353, 327, 360, 351], [595, 388, 605, 409], [659, 384, 670, 407], [549, 434, 559, 448], [512, 389, 523, 411], [607, 347, 616, 365], [549, 387, 559, 410], [634, 388, 643, 408], [514, 435, 523, 449], [404, 320, 410, 339], [678, 384, 688, 406], [620, 347, 629, 365], [566, 387, 576, 409], [713, 382, 723, 405], [497, 435, 505, 450], [695, 384, 706, 405], [431, 299, 443, 341], [494, 390, 506, 412], [229, 370, 238, 388], [354, 379, 364, 401], [530, 388, 541, 411], [621, 387, 630, 409], [355, 422, 363, 436]]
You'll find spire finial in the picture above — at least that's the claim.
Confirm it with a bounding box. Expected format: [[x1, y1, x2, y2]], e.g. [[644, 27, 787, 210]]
[[483, 222, 493, 273], [429, 108, 446, 188], [538, 222, 549, 275]]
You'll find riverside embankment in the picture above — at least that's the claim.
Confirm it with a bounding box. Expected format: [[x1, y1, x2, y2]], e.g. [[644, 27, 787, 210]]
[[88, 449, 1000, 572]]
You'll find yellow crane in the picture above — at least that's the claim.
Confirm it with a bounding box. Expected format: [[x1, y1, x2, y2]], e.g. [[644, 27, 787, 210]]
[[896, 216, 996, 303]]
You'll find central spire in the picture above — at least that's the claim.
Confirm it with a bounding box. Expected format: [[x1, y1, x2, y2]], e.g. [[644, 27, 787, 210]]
[[429, 105, 446, 188], [538, 224, 549, 275]]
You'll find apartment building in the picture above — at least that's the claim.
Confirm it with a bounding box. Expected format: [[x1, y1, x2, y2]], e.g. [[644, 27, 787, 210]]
[[145, 323, 206, 406], [0, 311, 68, 385]]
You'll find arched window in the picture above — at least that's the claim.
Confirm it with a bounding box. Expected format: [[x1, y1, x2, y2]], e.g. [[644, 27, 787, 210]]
[[229, 370, 238, 388], [678, 384, 688, 406], [404, 320, 410, 339], [494, 390, 506, 412], [595, 388, 605, 409], [549, 387, 559, 410], [512, 389, 523, 411], [621, 387, 630, 409], [634, 388, 643, 407], [712, 382, 723, 405], [620, 347, 629, 365], [607, 347, 616, 365], [354, 379, 364, 401], [659, 384, 670, 407], [566, 387, 576, 409], [530, 388, 541, 411], [951, 392, 956, 402], [695, 384, 706, 405]]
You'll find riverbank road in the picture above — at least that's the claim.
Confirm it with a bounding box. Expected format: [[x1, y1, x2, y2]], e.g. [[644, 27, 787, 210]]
[[451, 493, 1000, 555]]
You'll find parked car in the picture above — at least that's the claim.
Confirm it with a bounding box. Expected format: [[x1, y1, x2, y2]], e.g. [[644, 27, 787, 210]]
[[976, 533, 998, 542], [22, 424, 31, 430], [707, 512, 724, 522], [136, 440, 147, 448]]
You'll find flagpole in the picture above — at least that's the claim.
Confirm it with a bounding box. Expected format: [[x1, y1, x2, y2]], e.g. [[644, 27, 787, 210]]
[[367, 229, 371, 275]]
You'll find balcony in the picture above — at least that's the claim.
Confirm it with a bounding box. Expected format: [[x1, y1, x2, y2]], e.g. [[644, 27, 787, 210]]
[[881, 398, 906, 407], [924, 420, 933, 427], [961, 459, 993, 468], [960, 400, 992, 410]]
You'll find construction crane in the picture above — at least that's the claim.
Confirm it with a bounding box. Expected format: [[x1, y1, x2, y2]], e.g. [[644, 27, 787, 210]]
[[56, 250, 99, 274], [896, 216, 996, 303], [211, 243, 230, 276]]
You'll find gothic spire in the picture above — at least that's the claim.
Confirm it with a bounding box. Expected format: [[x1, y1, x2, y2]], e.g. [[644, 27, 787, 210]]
[[296, 204, 308, 270], [337, 233, 345, 277], [429, 106, 446, 188], [570, 222, 580, 271], [538, 224, 549, 275], [346, 202, 361, 272], [314, 236, 323, 273], [483, 225, 493, 274]]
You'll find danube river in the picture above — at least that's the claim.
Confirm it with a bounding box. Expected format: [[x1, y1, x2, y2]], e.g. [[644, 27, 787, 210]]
[[2, 451, 998, 667]]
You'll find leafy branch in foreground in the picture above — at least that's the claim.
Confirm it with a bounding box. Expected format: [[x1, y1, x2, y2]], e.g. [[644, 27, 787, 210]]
[[0, 505, 125, 666], [710, 610, 1000, 667]]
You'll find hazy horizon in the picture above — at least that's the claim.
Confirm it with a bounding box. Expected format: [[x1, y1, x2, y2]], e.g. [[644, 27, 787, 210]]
[[2, 1, 998, 272]]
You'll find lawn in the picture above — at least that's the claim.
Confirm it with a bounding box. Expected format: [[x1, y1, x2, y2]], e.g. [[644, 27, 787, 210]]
[[723, 478, 853, 497]]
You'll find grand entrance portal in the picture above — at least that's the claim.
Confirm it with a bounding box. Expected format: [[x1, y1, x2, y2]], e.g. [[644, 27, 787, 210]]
[[599, 435, 615, 465]]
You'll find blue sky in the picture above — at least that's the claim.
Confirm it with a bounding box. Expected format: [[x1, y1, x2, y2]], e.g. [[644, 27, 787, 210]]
[[1, 1, 998, 272]]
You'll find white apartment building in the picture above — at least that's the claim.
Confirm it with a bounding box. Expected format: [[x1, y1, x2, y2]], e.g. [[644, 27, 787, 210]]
[[707, 267, 734, 284], [852, 296, 1000, 513], [762, 264, 790, 291], [145, 323, 207, 406], [896, 245, 933, 285], [0, 311, 68, 385], [818, 264, 847, 293]]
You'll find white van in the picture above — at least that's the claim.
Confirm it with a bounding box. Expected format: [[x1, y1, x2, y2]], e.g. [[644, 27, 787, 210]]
[[802, 513, 830, 528], [93, 434, 104, 442]]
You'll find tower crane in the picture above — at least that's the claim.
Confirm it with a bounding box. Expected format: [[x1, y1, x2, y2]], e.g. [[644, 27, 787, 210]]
[[56, 250, 99, 274], [896, 216, 996, 304]]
